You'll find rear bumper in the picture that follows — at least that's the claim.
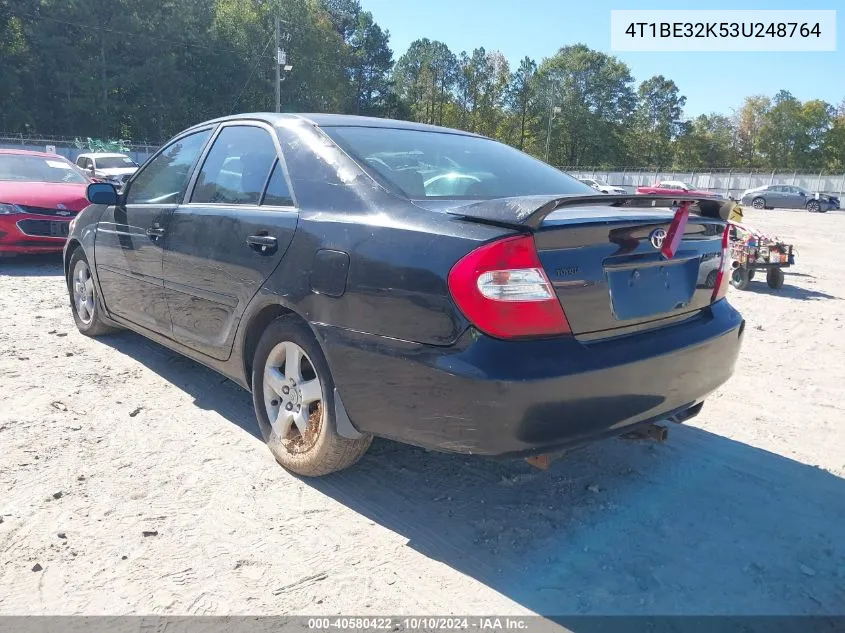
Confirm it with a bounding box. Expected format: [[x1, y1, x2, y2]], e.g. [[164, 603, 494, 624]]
[[318, 300, 745, 456], [0, 215, 69, 254]]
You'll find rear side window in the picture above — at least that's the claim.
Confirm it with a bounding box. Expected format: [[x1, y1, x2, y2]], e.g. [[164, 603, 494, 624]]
[[322, 126, 595, 200], [191, 126, 278, 205], [261, 161, 293, 206], [127, 130, 211, 204]]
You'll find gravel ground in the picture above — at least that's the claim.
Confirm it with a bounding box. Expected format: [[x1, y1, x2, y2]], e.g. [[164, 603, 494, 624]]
[[1, 207, 843, 616]]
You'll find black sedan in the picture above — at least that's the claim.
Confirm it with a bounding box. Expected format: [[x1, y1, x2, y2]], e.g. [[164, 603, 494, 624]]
[[64, 113, 744, 476]]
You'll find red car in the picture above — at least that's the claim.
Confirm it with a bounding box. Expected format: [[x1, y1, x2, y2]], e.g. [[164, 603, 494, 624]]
[[636, 180, 724, 200], [0, 149, 92, 255]]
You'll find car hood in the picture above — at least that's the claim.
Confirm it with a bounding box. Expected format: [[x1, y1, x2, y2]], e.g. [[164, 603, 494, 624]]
[[96, 167, 137, 176], [0, 181, 90, 212]]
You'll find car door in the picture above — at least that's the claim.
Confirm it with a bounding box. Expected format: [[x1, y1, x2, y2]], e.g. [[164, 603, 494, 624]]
[[160, 123, 299, 361], [94, 128, 213, 333], [762, 185, 781, 207], [787, 186, 807, 208]]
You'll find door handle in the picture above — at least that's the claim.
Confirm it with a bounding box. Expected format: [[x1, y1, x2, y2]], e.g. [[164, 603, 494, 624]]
[[247, 234, 278, 253], [146, 225, 165, 239]]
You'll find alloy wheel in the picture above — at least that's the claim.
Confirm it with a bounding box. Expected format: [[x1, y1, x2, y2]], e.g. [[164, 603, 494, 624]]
[[262, 341, 325, 454], [72, 259, 95, 325]]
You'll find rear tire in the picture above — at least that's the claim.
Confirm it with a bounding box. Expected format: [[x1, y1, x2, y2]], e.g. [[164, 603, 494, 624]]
[[67, 248, 117, 337], [767, 267, 785, 289], [752, 197, 765, 210], [731, 266, 750, 290], [251, 316, 372, 476]]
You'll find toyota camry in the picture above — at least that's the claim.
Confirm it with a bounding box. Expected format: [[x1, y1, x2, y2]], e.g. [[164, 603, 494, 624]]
[[64, 113, 744, 476]]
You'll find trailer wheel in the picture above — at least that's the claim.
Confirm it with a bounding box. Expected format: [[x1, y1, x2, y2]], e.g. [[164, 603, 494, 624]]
[[766, 267, 785, 289], [731, 266, 750, 290]]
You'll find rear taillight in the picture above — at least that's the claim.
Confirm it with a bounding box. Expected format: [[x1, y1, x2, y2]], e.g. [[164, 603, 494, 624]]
[[712, 224, 731, 302], [447, 234, 571, 339]]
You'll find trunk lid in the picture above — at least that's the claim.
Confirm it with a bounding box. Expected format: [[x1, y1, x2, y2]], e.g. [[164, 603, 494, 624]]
[[443, 194, 729, 337], [534, 206, 724, 336]]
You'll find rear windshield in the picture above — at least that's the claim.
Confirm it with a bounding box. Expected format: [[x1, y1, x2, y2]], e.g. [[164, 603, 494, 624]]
[[322, 126, 594, 200], [0, 154, 88, 184]]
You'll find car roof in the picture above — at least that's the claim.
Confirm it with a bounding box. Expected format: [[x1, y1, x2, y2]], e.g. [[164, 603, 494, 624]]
[[190, 112, 482, 138], [0, 148, 63, 158], [77, 152, 129, 158]]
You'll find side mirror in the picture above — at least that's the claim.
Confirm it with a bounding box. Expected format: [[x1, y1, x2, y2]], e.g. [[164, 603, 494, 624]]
[[87, 182, 118, 205]]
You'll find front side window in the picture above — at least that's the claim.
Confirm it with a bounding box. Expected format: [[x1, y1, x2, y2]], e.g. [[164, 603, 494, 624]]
[[191, 126, 278, 205], [322, 126, 595, 200], [126, 130, 211, 205]]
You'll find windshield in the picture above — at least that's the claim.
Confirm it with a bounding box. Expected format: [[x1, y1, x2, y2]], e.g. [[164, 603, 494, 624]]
[[323, 126, 595, 199], [96, 156, 138, 169], [0, 154, 88, 184]]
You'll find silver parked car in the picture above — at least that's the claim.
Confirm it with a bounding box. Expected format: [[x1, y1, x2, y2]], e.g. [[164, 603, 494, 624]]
[[740, 184, 838, 212], [578, 178, 627, 195]]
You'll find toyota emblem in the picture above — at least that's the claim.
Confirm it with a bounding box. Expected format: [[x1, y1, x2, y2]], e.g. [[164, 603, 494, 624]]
[[57, 203, 67, 210], [649, 228, 667, 250]]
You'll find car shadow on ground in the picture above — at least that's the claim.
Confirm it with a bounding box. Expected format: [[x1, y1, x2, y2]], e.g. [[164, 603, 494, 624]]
[[0, 253, 64, 277], [314, 430, 845, 617], [92, 328, 845, 616], [744, 279, 839, 301], [97, 331, 263, 441]]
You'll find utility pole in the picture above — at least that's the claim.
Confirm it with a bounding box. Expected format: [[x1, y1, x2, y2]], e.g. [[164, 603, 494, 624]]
[[545, 102, 561, 163], [275, 16, 281, 113]]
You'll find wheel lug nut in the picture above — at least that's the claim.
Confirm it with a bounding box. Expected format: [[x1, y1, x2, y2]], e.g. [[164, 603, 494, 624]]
[[271, 399, 279, 406], [296, 405, 301, 411], [285, 403, 293, 411], [282, 386, 289, 394]]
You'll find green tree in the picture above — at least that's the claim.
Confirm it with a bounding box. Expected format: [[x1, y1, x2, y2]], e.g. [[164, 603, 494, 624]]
[[394, 38, 458, 125], [628, 75, 686, 168], [734, 95, 770, 169], [504, 57, 537, 150], [674, 114, 736, 168], [757, 91, 832, 169], [533, 44, 635, 166]]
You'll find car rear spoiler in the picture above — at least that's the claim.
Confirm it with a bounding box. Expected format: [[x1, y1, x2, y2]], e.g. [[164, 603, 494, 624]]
[[446, 194, 733, 230]]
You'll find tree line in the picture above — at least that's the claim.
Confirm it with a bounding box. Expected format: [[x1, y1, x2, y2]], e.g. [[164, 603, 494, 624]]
[[2, 0, 844, 171]]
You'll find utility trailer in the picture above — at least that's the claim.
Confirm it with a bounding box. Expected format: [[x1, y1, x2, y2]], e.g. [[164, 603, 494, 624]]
[[728, 221, 795, 290]]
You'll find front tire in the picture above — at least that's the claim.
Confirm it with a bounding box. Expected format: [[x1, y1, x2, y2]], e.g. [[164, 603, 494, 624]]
[[807, 200, 821, 213], [67, 248, 117, 336], [752, 197, 765, 210], [251, 316, 372, 476], [767, 267, 785, 289]]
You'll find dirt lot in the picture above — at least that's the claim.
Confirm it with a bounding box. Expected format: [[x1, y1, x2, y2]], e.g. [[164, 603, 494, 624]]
[[1, 207, 844, 616]]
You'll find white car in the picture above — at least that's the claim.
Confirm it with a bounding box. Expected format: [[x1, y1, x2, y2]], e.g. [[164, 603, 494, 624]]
[[75, 153, 139, 188], [578, 178, 627, 195]]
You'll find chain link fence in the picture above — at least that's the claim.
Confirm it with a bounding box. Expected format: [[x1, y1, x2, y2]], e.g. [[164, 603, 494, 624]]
[[562, 167, 845, 199], [0, 134, 159, 165]]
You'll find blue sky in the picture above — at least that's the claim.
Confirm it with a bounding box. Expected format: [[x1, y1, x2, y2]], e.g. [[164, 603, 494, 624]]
[[359, 0, 841, 118]]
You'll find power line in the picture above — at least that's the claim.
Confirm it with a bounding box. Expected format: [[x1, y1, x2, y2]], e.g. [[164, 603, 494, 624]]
[[229, 36, 275, 114]]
